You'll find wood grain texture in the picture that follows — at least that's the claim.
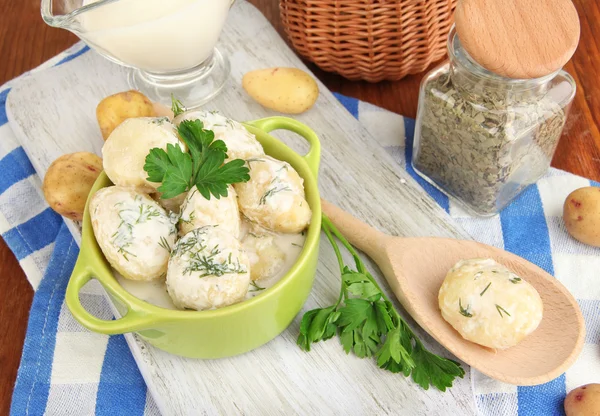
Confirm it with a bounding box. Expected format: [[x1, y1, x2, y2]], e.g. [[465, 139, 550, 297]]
[[455, 0, 580, 78], [0, 0, 599, 413], [321, 200, 584, 386]]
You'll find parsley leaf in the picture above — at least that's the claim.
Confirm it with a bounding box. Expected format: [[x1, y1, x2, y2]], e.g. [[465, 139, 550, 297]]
[[376, 327, 415, 375], [296, 215, 466, 392], [343, 270, 382, 301], [195, 158, 250, 200], [155, 144, 192, 199], [144, 148, 171, 183], [297, 307, 339, 351], [410, 342, 465, 391], [143, 99, 250, 201], [177, 119, 224, 177]]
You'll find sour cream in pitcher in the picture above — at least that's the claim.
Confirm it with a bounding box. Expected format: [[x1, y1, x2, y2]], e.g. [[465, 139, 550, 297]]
[[80, 0, 230, 72]]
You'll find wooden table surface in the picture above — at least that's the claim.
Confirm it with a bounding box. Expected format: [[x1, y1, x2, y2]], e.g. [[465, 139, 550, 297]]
[[1, 0, 599, 413]]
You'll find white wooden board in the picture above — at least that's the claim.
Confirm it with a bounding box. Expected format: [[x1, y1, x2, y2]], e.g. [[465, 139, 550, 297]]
[[6, 1, 477, 415]]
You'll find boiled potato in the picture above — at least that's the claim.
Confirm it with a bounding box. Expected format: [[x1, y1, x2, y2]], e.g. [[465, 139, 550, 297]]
[[174, 110, 264, 161], [439, 258, 543, 350], [152, 192, 186, 214], [96, 90, 156, 140], [235, 156, 311, 233], [43, 152, 102, 221], [242, 232, 285, 281], [167, 226, 251, 310], [564, 384, 600, 416], [90, 186, 177, 281], [564, 187, 600, 247], [179, 186, 241, 238], [102, 117, 185, 192], [242, 67, 319, 114]]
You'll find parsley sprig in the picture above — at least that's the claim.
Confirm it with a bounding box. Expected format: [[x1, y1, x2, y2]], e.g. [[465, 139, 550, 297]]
[[298, 215, 465, 391], [171, 95, 185, 117], [144, 119, 250, 200]]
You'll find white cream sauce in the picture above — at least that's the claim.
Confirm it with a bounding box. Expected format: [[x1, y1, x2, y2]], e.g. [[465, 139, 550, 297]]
[[80, 0, 230, 72], [115, 222, 306, 310]]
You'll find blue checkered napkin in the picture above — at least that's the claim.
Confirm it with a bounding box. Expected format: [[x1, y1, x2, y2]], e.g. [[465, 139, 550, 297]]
[[3, 44, 599, 416]]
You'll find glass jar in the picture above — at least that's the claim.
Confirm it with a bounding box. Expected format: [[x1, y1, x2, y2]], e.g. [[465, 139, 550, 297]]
[[412, 26, 576, 216]]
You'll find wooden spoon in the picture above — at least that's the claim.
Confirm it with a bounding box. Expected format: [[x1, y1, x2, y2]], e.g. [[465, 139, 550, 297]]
[[322, 200, 585, 386]]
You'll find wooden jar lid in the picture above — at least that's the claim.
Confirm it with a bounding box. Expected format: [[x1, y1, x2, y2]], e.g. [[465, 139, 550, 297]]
[[454, 0, 580, 79]]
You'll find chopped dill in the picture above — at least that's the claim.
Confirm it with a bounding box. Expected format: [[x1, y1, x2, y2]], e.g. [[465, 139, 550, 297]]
[[509, 276, 522, 284], [474, 271, 483, 280], [111, 199, 165, 261], [259, 185, 291, 205], [158, 236, 171, 252], [480, 282, 492, 296], [151, 117, 170, 125], [225, 118, 236, 129], [179, 210, 196, 226], [183, 246, 247, 277], [249, 281, 265, 292], [495, 304, 511, 318], [246, 158, 266, 171], [173, 230, 247, 277], [291, 242, 303, 248], [135, 203, 160, 224], [459, 298, 473, 318], [171, 235, 202, 257]]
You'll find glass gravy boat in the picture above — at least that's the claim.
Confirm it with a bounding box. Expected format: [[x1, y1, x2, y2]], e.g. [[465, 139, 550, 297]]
[[42, 0, 233, 106]]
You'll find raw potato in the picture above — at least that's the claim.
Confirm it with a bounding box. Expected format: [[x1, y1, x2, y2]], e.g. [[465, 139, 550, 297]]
[[242, 67, 319, 114], [43, 152, 102, 221], [564, 383, 600, 416], [96, 90, 156, 140], [564, 187, 600, 247]]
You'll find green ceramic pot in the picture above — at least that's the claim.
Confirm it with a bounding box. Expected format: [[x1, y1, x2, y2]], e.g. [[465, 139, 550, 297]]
[[65, 117, 321, 359]]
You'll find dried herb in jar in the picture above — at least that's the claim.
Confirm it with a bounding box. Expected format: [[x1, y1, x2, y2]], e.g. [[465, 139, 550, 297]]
[[413, 69, 567, 215]]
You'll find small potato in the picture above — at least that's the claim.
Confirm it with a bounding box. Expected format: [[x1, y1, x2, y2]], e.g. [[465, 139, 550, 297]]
[[242, 232, 285, 281], [563, 187, 600, 247], [97, 90, 156, 140], [235, 156, 311, 233], [43, 152, 102, 221], [179, 186, 241, 238], [242, 67, 319, 114], [167, 226, 251, 310], [174, 110, 264, 161], [438, 258, 543, 350], [564, 383, 600, 416], [90, 186, 177, 281], [102, 117, 184, 192], [152, 192, 186, 214]]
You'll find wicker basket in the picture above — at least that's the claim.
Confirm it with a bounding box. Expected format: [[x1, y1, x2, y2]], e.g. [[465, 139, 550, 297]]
[[279, 0, 457, 82]]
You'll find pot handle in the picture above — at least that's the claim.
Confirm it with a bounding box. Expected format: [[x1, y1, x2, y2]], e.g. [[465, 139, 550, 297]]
[[65, 256, 155, 335], [245, 117, 321, 179]]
